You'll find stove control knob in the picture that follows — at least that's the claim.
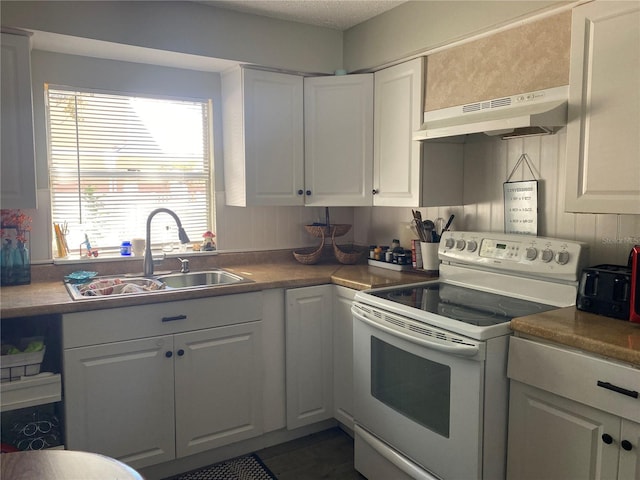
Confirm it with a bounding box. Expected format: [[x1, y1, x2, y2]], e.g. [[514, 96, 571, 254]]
[[525, 247, 538, 261], [466, 240, 478, 252], [455, 239, 466, 251], [444, 237, 455, 249], [541, 248, 554, 263], [555, 250, 570, 265]]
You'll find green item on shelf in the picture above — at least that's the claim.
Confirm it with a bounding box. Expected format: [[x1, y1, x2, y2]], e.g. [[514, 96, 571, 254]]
[[3, 345, 21, 355], [23, 340, 44, 352]]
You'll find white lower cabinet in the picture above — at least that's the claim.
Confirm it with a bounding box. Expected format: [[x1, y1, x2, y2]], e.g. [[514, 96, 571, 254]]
[[64, 335, 176, 467], [285, 285, 334, 429], [507, 336, 640, 480], [508, 381, 639, 480], [63, 293, 263, 470], [333, 285, 355, 429], [174, 323, 263, 457], [261, 288, 287, 433], [63, 285, 357, 470]]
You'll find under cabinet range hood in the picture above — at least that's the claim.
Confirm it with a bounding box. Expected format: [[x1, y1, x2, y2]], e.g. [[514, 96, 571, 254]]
[[414, 86, 568, 141]]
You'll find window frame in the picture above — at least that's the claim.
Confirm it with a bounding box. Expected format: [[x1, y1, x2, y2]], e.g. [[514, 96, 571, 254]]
[[45, 84, 215, 255]]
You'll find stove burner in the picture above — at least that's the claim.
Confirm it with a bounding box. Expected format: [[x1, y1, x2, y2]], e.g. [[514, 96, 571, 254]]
[[372, 282, 557, 327]]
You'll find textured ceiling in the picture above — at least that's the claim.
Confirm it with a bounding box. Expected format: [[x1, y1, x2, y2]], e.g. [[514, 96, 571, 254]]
[[197, 0, 408, 30]]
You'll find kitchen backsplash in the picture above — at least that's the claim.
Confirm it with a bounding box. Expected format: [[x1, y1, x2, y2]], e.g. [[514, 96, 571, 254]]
[[355, 131, 640, 267], [213, 192, 355, 251]]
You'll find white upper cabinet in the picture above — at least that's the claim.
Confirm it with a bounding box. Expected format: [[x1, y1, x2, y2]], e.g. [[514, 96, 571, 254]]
[[222, 68, 374, 207], [373, 58, 424, 206], [222, 67, 304, 206], [565, 1, 640, 214], [304, 74, 374, 206], [374, 58, 463, 207], [1, 32, 37, 209]]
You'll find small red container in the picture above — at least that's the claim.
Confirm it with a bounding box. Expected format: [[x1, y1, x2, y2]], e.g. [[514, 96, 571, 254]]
[[630, 245, 640, 323]]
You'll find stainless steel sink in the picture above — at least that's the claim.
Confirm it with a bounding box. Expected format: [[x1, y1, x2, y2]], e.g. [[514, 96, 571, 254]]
[[65, 269, 252, 300], [65, 276, 166, 300], [156, 270, 249, 289]]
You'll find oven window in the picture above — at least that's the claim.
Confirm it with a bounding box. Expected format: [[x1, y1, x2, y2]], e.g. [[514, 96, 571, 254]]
[[371, 337, 450, 437]]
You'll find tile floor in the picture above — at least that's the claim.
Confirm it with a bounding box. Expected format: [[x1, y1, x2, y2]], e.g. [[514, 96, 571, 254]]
[[257, 427, 365, 480]]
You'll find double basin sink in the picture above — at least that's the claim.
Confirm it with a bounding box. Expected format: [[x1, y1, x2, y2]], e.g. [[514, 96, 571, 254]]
[[65, 269, 252, 300]]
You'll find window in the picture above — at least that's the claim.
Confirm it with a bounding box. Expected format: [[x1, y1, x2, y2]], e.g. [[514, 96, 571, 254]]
[[46, 86, 213, 254]]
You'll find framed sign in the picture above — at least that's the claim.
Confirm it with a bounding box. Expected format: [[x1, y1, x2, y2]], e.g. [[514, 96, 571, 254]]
[[504, 154, 538, 235], [504, 180, 538, 235]]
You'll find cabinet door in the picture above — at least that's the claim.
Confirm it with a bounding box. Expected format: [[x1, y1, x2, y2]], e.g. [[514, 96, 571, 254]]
[[333, 285, 355, 429], [174, 321, 263, 457], [223, 67, 304, 206], [285, 285, 334, 429], [619, 419, 640, 480], [373, 58, 423, 207], [1, 32, 37, 209], [261, 288, 286, 433], [507, 381, 619, 480], [64, 336, 175, 469], [304, 75, 373, 206], [565, 2, 640, 214]]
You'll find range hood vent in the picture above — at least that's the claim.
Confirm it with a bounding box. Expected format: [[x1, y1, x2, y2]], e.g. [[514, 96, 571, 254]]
[[414, 86, 568, 141]]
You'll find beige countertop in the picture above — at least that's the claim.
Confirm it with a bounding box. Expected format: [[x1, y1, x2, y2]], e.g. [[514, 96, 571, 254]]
[[4, 251, 639, 368], [0, 254, 433, 319], [511, 307, 640, 368]]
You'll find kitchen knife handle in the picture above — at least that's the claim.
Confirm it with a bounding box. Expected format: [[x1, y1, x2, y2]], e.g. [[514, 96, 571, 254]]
[[597, 380, 639, 398]]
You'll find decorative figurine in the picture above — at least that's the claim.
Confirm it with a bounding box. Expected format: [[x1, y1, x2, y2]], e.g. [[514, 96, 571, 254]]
[[202, 231, 216, 251], [80, 233, 99, 257]]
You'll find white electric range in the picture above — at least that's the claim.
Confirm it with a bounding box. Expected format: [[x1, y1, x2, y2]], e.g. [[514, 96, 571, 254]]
[[352, 231, 590, 480]]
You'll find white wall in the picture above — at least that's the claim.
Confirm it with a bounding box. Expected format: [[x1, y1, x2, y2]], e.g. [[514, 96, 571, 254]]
[[343, 0, 570, 71], [356, 132, 640, 266], [1, 1, 343, 74]]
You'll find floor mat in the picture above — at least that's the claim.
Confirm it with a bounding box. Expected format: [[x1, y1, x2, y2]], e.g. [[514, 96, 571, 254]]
[[173, 454, 277, 480]]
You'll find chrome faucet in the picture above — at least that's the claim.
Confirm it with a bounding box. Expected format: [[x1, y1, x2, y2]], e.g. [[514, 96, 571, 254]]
[[178, 257, 190, 273], [143, 208, 191, 276]]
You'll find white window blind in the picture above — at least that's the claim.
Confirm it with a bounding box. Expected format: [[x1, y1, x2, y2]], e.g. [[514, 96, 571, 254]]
[[46, 86, 213, 253]]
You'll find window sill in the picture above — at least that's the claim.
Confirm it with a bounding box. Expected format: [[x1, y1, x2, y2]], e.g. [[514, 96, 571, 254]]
[[52, 249, 218, 266]]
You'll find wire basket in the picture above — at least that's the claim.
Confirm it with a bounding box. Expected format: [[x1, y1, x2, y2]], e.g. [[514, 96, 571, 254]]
[[332, 231, 365, 264], [305, 224, 351, 238], [293, 231, 325, 265]]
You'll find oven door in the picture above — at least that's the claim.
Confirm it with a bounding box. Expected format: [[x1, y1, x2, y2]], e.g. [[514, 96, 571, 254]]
[[352, 303, 486, 480]]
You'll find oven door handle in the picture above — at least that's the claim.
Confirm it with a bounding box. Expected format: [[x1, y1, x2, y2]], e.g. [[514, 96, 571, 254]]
[[353, 307, 480, 357]]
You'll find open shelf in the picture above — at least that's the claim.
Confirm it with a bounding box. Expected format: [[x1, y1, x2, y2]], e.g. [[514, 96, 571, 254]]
[[1, 373, 62, 412]]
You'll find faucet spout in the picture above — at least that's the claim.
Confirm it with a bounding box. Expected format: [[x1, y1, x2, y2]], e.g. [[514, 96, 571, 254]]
[[143, 208, 191, 276]]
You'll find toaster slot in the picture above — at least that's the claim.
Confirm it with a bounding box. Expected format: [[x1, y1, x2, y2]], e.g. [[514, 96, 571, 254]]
[[582, 271, 598, 296], [612, 275, 630, 302]]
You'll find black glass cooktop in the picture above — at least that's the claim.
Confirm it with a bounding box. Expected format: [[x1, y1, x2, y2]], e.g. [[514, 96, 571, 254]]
[[370, 283, 558, 327]]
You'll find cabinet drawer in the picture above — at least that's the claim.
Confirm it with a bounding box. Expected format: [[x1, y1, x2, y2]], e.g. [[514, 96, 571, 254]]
[[508, 336, 640, 422], [63, 292, 262, 348]]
